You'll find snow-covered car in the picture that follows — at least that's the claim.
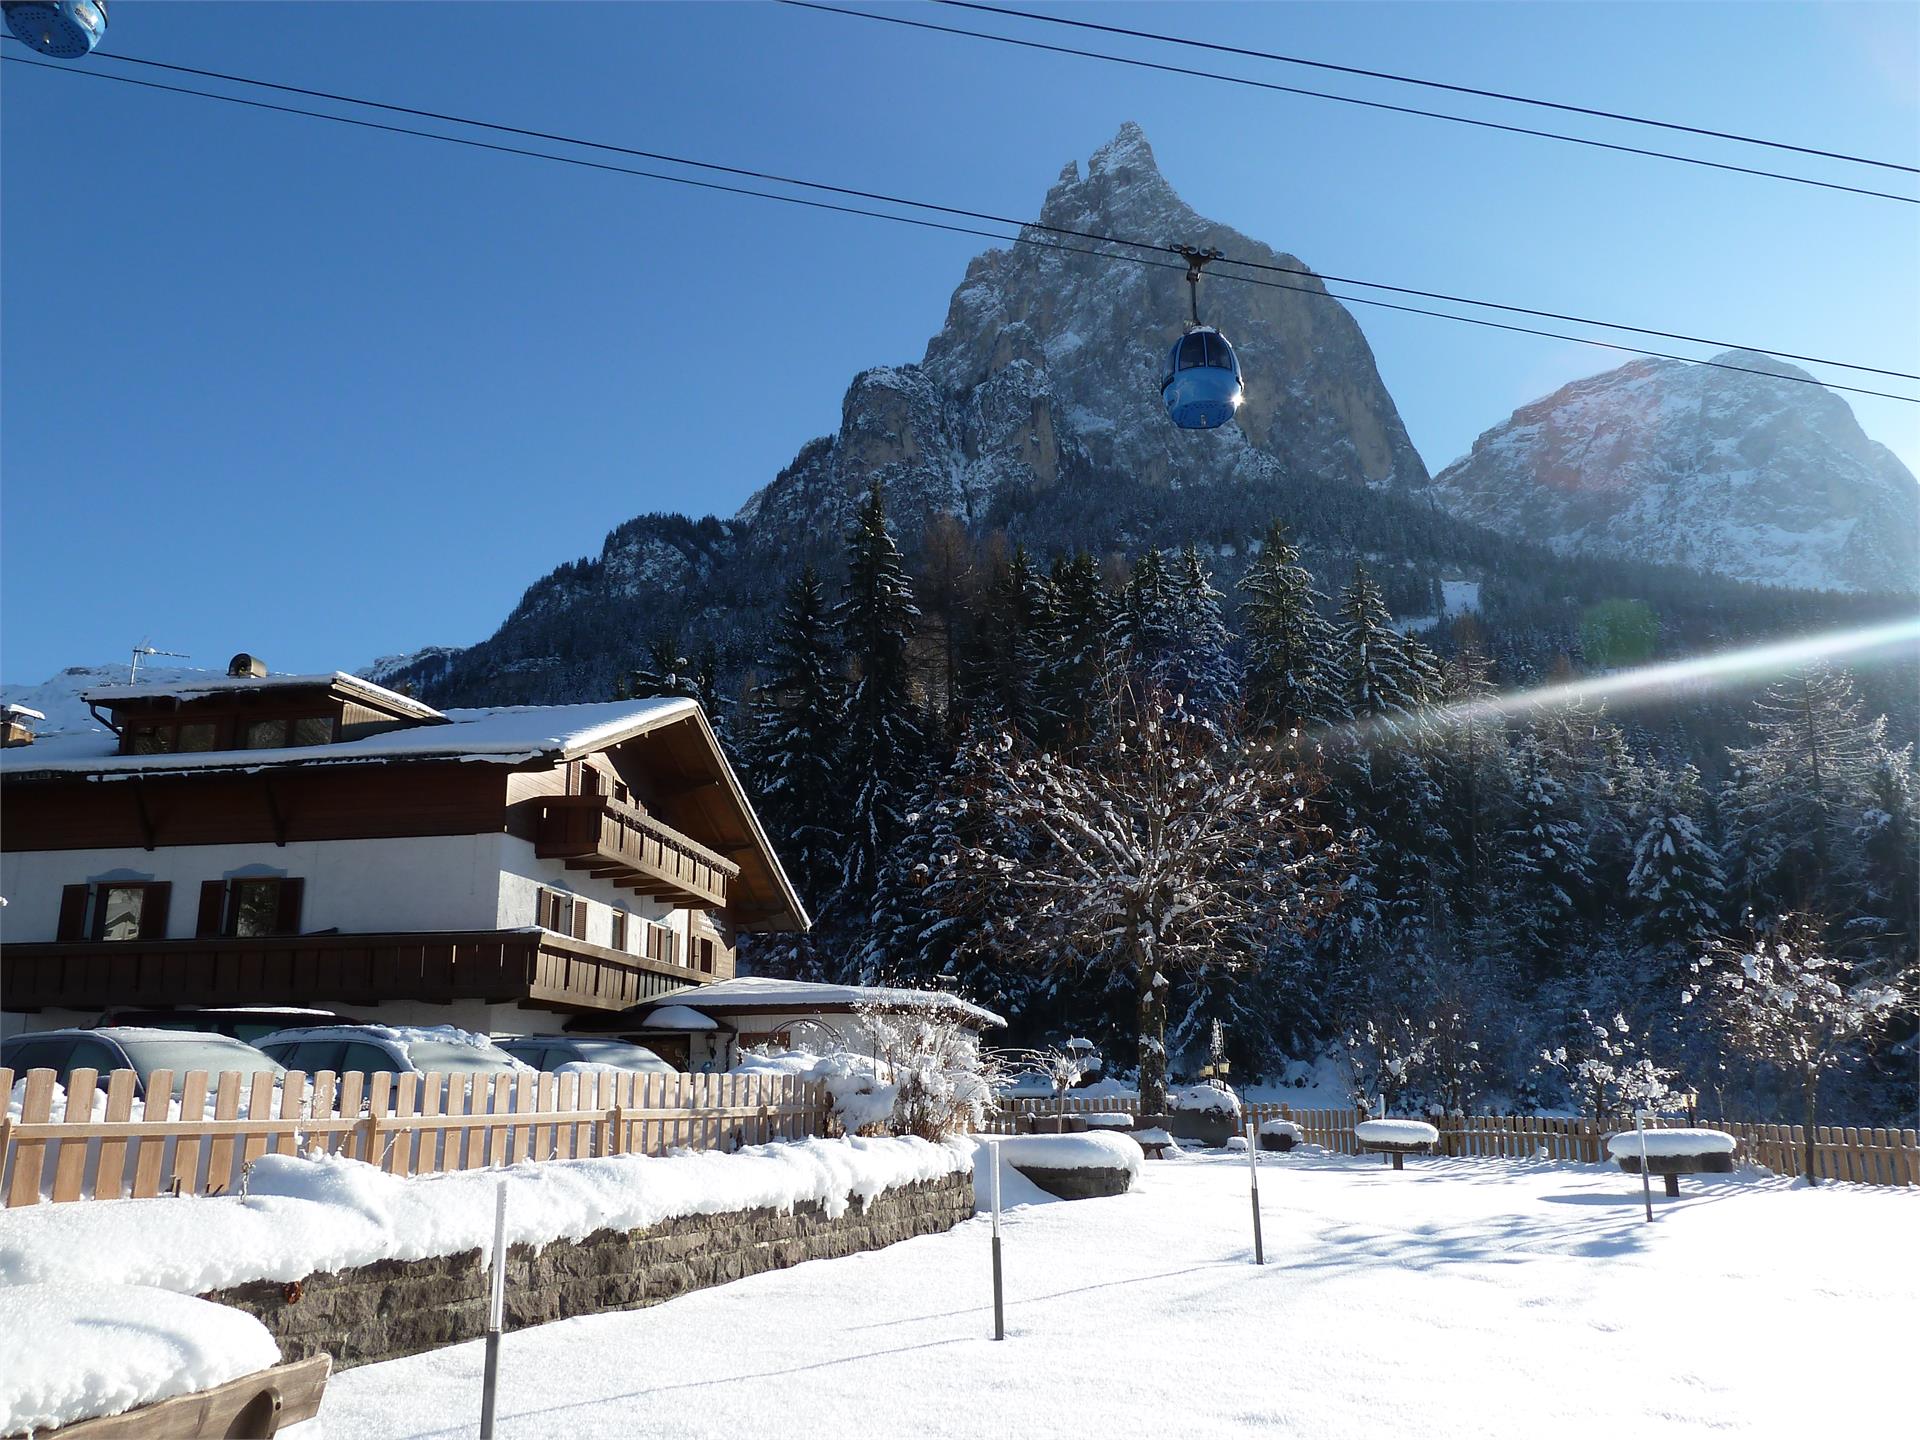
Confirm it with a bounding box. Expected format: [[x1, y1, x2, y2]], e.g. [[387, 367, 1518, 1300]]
[[95, 1006, 366, 1046], [0, 1027, 283, 1100], [496, 1036, 676, 1075], [256, 1024, 527, 1079]]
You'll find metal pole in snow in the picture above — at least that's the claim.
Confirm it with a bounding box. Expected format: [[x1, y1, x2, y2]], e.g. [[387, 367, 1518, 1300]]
[[989, 1139, 1005, 1341], [1246, 1119, 1264, 1266], [479, 1180, 508, 1438], [1634, 1110, 1654, 1224]]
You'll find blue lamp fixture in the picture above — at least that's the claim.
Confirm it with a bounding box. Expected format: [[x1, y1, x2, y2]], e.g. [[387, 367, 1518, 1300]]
[[1161, 244, 1244, 431], [4, 0, 108, 58]]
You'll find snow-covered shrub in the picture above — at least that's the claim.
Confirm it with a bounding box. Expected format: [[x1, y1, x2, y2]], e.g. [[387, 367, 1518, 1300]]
[[865, 1009, 999, 1142], [1538, 1009, 1682, 1123], [1168, 1082, 1241, 1118]]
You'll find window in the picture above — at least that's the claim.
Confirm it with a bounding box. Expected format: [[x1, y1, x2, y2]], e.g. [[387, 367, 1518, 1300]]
[[69, 881, 171, 942], [230, 879, 280, 938], [291, 716, 333, 746], [695, 936, 716, 974], [538, 889, 586, 938], [197, 877, 303, 938], [177, 722, 217, 752], [244, 717, 289, 749], [642, 922, 679, 965], [126, 725, 175, 755], [1177, 333, 1208, 371], [610, 912, 628, 951], [100, 885, 145, 940], [339, 1042, 399, 1078]]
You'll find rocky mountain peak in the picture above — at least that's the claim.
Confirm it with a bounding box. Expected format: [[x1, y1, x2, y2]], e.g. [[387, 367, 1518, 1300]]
[[1424, 349, 1919, 593]]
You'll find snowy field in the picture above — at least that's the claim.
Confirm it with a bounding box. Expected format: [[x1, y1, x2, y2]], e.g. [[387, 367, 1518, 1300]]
[[313, 1148, 1914, 1439]]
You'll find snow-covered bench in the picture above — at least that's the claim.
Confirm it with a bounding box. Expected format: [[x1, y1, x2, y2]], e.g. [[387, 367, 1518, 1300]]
[[1017, 1112, 1089, 1135], [1128, 1126, 1176, 1160], [1355, 1119, 1439, 1171], [1081, 1112, 1135, 1131], [1258, 1118, 1302, 1153], [1608, 1128, 1738, 1196]]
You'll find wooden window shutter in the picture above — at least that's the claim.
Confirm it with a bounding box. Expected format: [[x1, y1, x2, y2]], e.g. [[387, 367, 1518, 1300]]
[[275, 877, 305, 935], [571, 898, 588, 940], [139, 882, 172, 940], [57, 884, 89, 942], [197, 881, 226, 938], [611, 912, 627, 951]]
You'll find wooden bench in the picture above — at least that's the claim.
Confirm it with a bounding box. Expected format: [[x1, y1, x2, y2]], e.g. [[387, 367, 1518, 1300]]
[[27, 1355, 331, 1439]]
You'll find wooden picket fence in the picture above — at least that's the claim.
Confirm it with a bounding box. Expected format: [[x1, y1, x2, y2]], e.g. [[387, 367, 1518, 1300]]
[[987, 1095, 1920, 1188], [0, 1067, 831, 1207]]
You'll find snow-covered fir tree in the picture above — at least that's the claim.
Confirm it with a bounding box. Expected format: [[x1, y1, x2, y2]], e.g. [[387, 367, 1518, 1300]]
[[1627, 761, 1727, 954], [1238, 520, 1343, 732], [835, 481, 927, 911]]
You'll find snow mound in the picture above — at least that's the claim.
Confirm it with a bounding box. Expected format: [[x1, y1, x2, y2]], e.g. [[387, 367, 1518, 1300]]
[[987, 1132, 1143, 1178], [0, 1282, 281, 1434], [1356, 1119, 1440, 1146], [1259, 1118, 1303, 1139], [1081, 1113, 1134, 1130], [1607, 1128, 1738, 1160], [1169, 1083, 1242, 1117], [0, 1137, 971, 1296]]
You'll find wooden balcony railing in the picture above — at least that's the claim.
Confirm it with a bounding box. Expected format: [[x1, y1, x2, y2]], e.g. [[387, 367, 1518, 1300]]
[[534, 795, 739, 910]]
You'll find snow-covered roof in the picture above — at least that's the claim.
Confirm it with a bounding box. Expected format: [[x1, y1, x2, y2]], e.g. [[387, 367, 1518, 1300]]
[[84, 670, 444, 720], [634, 977, 1005, 1029], [635, 1004, 720, 1032], [0, 697, 699, 779], [2, 704, 45, 721]]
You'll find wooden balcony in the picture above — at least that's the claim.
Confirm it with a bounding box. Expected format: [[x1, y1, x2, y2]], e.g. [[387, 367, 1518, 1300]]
[[534, 795, 739, 910], [0, 929, 700, 1015]]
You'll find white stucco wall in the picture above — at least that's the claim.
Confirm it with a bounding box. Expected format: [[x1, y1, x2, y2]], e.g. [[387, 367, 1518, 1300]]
[[493, 835, 691, 960], [0, 835, 512, 940]]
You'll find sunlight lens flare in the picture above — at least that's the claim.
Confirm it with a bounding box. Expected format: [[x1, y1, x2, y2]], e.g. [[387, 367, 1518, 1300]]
[[1400, 614, 1920, 735]]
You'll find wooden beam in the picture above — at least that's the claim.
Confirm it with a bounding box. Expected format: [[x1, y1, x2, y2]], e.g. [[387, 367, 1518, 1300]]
[[44, 1355, 331, 1438]]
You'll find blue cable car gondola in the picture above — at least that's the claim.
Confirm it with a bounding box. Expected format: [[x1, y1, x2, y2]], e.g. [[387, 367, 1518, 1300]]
[[3, 0, 107, 58], [1161, 245, 1243, 431]]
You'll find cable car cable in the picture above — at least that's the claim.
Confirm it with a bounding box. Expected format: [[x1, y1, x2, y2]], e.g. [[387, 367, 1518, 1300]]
[[16, 38, 1915, 383], [5, 55, 1914, 406], [779, 3, 1920, 207], [932, 0, 1920, 176]]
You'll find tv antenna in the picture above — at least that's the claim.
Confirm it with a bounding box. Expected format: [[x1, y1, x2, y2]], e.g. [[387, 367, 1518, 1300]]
[[129, 639, 190, 683]]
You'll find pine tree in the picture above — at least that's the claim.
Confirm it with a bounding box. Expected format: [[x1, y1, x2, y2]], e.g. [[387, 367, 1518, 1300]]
[[1334, 563, 1432, 721], [1498, 732, 1594, 969], [1040, 550, 1115, 742], [1627, 761, 1727, 952], [1723, 665, 1890, 914], [744, 564, 847, 928], [836, 481, 926, 908], [1160, 544, 1239, 717], [1239, 520, 1342, 731], [628, 636, 701, 702], [974, 544, 1054, 741]]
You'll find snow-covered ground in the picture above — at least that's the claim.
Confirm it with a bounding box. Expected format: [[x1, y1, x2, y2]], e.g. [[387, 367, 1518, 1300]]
[[314, 1150, 1914, 1438]]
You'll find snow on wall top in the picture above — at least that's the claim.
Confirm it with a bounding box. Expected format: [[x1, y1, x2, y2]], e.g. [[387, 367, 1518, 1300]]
[[636, 977, 1006, 1029], [0, 697, 700, 779]]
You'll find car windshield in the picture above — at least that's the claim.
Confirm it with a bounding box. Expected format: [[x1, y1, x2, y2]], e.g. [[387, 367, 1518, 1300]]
[[406, 1041, 522, 1075], [570, 1040, 673, 1071], [114, 1035, 284, 1081]]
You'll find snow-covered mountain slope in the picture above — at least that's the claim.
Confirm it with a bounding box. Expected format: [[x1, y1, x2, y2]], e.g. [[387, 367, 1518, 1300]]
[[1421, 351, 1919, 594]]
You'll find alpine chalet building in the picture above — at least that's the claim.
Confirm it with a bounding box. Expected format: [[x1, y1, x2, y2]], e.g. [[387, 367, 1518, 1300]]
[[0, 657, 808, 1039]]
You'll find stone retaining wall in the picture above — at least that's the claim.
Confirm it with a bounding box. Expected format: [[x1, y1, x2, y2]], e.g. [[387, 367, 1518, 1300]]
[[205, 1172, 974, 1369]]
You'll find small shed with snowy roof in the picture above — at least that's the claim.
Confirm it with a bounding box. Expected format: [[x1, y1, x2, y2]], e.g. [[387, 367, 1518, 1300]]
[[568, 976, 1005, 1071]]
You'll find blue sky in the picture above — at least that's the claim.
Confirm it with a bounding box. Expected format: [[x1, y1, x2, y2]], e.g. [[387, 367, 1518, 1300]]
[[3, 1, 1915, 682]]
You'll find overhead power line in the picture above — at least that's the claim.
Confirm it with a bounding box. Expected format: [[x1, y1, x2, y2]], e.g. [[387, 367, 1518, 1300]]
[[779, 1, 1920, 207], [935, 0, 1920, 176], [5, 55, 1914, 406], [14, 42, 1916, 385]]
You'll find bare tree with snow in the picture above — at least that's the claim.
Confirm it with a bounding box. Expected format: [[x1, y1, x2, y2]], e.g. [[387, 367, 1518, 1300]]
[[958, 683, 1342, 1116], [1690, 913, 1908, 1185]]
